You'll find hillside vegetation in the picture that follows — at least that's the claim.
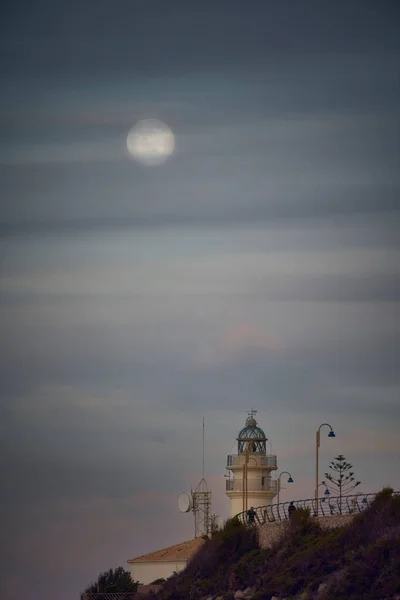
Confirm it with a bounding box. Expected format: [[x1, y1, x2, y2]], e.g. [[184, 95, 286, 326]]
[[147, 488, 400, 600]]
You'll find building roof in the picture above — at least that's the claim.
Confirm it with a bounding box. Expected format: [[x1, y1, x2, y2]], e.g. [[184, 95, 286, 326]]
[[127, 537, 205, 564]]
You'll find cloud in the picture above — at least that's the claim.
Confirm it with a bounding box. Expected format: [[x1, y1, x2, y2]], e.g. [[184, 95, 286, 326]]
[[9, 384, 130, 411], [1, 96, 399, 237], [195, 323, 281, 368], [222, 323, 281, 353], [256, 273, 400, 304], [1, 140, 124, 166], [1, 493, 193, 600]]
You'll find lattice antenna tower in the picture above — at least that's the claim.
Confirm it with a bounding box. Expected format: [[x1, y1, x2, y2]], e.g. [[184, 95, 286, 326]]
[[191, 417, 211, 537], [192, 476, 211, 538], [178, 418, 212, 538]]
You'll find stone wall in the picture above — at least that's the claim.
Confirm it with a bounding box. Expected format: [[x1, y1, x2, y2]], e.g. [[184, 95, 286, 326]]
[[258, 514, 355, 549], [316, 514, 354, 530], [257, 521, 286, 549]]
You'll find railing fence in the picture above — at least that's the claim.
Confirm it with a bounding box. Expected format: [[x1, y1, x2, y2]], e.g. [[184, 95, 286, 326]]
[[81, 593, 137, 600], [236, 491, 400, 525]]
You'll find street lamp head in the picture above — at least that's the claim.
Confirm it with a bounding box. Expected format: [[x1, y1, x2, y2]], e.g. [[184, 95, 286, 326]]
[[288, 477, 294, 483], [362, 497, 367, 504], [328, 430, 336, 438], [324, 488, 330, 495]]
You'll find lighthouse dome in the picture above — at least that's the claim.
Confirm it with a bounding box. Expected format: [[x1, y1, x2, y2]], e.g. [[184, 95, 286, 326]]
[[237, 414, 267, 454]]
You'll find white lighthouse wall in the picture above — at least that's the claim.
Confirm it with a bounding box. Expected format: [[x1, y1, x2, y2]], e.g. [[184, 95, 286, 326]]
[[225, 413, 278, 520], [229, 493, 275, 518], [129, 561, 187, 585]]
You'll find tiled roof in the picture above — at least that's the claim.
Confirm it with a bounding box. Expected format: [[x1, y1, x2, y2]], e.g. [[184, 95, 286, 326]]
[[127, 537, 205, 563]]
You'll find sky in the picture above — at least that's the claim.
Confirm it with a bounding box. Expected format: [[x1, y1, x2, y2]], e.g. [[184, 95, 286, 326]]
[[1, 1, 399, 598]]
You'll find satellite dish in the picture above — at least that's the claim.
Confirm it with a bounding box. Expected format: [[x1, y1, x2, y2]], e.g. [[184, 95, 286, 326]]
[[178, 492, 193, 513]]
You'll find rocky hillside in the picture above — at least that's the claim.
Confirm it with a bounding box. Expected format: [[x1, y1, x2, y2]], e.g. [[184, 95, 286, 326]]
[[145, 488, 400, 600]]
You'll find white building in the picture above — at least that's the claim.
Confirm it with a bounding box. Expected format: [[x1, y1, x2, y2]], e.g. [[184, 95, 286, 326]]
[[225, 411, 278, 518], [127, 537, 204, 585]]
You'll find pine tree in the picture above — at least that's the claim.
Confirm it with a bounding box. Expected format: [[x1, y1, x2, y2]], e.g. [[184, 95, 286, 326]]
[[324, 454, 361, 513]]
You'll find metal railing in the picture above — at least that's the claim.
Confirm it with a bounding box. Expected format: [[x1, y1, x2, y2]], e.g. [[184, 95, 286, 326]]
[[227, 454, 277, 468], [81, 594, 137, 600], [226, 478, 278, 492], [235, 491, 400, 525]]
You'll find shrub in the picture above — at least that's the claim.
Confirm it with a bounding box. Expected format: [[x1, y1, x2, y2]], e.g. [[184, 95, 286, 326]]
[[150, 489, 400, 600]]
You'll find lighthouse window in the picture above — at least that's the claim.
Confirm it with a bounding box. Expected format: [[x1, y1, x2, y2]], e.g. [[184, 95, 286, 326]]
[[238, 438, 266, 453]]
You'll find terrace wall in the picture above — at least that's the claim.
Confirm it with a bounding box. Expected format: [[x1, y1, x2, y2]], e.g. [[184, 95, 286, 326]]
[[258, 514, 355, 549]]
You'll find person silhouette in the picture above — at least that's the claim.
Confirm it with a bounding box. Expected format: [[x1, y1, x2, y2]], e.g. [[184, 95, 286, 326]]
[[247, 506, 256, 525]]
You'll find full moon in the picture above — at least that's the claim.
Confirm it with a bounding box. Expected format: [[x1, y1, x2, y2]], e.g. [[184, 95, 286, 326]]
[[126, 118, 175, 166]]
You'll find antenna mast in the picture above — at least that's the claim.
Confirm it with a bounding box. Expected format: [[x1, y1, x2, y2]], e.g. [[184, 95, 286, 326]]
[[192, 417, 211, 538], [178, 417, 212, 538], [202, 416, 205, 479]]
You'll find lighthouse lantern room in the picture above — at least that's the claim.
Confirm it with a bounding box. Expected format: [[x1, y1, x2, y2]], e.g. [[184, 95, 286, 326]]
[[225, 410, 278, 517]]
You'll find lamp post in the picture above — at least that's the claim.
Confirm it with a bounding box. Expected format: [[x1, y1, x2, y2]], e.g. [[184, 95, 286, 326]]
[[277, 471, 294, 505], [354, 492, 368, 512], [242, 446, 256, 514], [315, 423, 335, 516], [318, 483, 331, 514], [318, 482, 330, 497], [242, 453, 248, 514]]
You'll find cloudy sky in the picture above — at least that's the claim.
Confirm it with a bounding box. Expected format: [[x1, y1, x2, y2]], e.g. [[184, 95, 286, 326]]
[[1, 1, 399, 598]]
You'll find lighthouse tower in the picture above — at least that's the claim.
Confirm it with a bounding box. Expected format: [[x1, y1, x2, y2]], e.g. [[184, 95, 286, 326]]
[[225, 410, 278, 518]]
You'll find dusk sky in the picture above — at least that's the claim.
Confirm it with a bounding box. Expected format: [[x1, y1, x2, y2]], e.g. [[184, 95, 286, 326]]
[[1, 1, 400, 599]]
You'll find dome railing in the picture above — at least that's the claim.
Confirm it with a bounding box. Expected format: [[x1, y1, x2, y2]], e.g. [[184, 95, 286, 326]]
[[226, 478, 278, 492], [227, 454, 277, 468]]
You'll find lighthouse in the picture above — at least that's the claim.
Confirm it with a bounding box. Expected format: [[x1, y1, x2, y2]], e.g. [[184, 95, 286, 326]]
[[225, 410, 278, 518]]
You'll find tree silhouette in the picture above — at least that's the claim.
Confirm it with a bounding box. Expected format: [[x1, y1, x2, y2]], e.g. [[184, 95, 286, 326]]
[[210, 513, 221, 536], [83, 566, 138, 599], [324, 454, 361, 513]]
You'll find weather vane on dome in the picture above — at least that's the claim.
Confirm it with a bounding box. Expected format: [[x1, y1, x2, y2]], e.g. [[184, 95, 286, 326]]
[[247, 408, 257, 419]]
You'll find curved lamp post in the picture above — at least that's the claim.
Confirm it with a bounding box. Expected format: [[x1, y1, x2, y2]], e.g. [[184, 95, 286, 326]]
[[277, 471, 294, 504], [318, 481, 331, 499], [354, 491, 368, 511], [315, 423, 335, 516]]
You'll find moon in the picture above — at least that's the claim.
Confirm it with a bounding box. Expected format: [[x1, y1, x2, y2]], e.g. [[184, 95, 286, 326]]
[[126, 118, 175, 166]]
